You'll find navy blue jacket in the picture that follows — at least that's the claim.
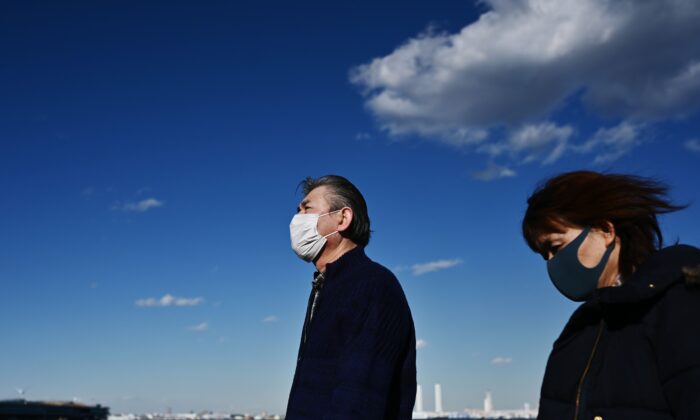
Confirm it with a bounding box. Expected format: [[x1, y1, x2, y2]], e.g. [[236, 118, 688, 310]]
[[539, 245, 700, 420], [286, 247, 416, 419]]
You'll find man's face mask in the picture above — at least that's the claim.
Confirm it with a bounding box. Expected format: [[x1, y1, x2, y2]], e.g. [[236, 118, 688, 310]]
[[289, 210, 341, 262]]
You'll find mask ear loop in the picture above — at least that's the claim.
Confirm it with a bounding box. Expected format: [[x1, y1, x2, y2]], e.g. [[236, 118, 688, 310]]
[[573, 227, 616, 271], [318, 209, 343, 218], [597, 234, 616, 270], [319, 207, 350, 239]]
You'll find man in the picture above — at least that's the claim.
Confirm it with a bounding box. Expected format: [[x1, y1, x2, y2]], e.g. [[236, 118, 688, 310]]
[[286, 175, 416, 419]]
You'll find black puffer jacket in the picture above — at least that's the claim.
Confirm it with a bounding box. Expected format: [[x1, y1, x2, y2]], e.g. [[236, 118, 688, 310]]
[[538, 245, 700, 420]]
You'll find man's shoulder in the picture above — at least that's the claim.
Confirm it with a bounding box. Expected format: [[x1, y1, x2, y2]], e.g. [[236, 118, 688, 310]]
[[353, 255, 402, 289], [344, 257, 413, 325], [330, 247, 409, 302]]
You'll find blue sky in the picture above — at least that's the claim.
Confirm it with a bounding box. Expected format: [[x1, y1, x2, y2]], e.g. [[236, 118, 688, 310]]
[[2, 0, 700, 415]]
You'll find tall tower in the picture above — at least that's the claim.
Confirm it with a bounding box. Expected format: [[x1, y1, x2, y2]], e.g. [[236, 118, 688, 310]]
[[434, 383, 443, 414], [415, 384, 424, 412], [484, 391, 493, 414]]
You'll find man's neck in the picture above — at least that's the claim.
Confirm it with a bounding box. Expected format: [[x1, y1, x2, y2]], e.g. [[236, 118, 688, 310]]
[[314, 240, 358, 273]]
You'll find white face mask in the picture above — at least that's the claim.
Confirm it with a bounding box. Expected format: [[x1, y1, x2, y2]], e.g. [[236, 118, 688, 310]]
[[289, 210, 341, 262]]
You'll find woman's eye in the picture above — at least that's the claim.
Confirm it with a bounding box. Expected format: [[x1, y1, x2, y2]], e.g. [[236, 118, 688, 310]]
[[542, 244, 560, 259]]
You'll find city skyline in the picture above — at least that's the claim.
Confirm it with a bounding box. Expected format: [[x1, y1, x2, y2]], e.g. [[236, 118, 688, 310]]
[[2, 0, 700, 414]]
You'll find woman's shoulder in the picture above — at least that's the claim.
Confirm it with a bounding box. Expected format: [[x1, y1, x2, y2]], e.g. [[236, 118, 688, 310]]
[[653, 244, 700, 260], [642, 245, 700, 329], [556, 300, 603, 344], [633, 244, 700, 290]]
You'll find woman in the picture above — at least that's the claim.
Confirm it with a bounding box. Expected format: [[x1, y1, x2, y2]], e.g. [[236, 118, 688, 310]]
[[522, 171, 700, 420]]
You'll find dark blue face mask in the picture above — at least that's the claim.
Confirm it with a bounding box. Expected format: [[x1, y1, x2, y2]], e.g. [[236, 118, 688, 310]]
[[546, 227, 616, 302]]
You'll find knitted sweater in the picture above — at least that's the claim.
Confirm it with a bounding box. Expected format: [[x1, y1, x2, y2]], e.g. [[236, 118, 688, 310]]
[[285, 246, 417, 419]]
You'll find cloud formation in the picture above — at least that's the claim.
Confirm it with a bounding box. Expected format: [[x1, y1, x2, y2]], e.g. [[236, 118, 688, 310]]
[[189, 322, 209, 332], [491, 356, 513, 365], [262, 315, 279, 323], [114, 198, 164, 213], [355, 132, 373, 141], [574, 121, 644, 164], [479, 122, 573, 165], [351, 0, 700, 167], [472, 162, 517, 181], [685, 138, 700, 152], [135, 294, 205, 307], [416, 339, 428, 349], [411, 259, 463, 276]]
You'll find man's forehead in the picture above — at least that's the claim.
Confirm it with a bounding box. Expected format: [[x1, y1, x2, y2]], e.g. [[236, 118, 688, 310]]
[[302, 186, 330, 205]]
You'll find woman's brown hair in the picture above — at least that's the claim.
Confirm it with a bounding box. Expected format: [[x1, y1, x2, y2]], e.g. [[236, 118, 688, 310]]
[[523, 171, 685, 279]]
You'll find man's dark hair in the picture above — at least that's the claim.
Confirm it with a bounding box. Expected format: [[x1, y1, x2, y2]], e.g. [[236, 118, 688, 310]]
[[523, 171, 685, 279], [301, 175, 371, 247]]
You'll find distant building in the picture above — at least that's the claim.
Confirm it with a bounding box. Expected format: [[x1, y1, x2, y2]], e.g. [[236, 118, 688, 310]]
[[463, 392, 537, 419], [415, 385, 424, 413], [412, 383, 447, 419], [434, 384, 443, 414], [411, 385, 538, 419], [0, 399, 109, 420], [483, 391, 493, 414]]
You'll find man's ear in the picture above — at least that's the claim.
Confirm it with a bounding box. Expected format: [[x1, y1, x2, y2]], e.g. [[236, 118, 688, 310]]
[[337, 207, 354, 233]]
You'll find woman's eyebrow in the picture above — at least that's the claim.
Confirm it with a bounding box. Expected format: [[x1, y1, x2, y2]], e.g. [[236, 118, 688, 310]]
[[538, 239, 559, 254], [536, 237, 551, 249]]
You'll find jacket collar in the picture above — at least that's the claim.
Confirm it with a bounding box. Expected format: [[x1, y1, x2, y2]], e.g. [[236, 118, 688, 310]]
[[596, 244, 700, 304], [323, 245, 368, 279]]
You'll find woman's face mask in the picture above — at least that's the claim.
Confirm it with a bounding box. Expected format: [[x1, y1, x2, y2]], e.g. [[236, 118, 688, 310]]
[[545, 227, 616, 302]]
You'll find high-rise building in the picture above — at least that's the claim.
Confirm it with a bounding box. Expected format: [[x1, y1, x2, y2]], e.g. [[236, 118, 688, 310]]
[[484, 391, 494, 413], [434, 384, 443, 414], [415, 385, 424, 413]]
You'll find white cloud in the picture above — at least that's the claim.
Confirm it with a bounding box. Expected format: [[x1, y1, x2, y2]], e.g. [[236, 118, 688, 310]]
[[416, 339, 428, 349], [135, 294, 205, 307], [114, 198, 164, 213], [189, 322, 208, 332], [411, 259, 463, 276], [685, 138, 700, 152], [262, 315, 279, 323], [351, 0, 700, 166], [574, 121, 644, 164], [491, 356, 513, 365], [355, 132, 373, 141], [479, 122, 573, 165], [472, 162, 517, 181]]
